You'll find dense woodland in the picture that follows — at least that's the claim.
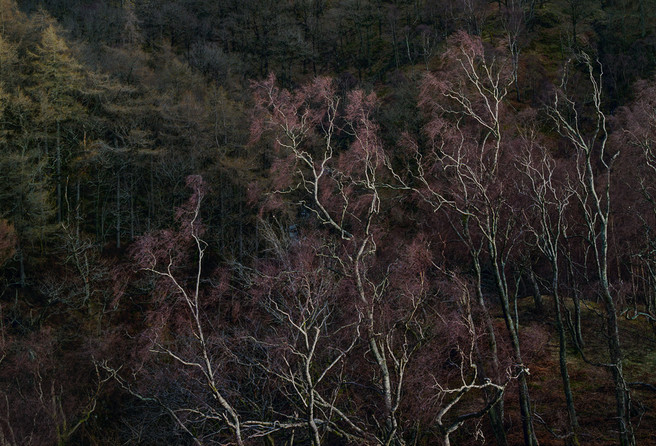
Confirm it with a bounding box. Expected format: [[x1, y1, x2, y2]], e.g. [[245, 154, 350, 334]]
[[2, 0, 656, 445]]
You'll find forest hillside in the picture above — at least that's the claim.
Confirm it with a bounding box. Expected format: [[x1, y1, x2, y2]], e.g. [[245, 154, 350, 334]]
[[2, 0, 656, 445]]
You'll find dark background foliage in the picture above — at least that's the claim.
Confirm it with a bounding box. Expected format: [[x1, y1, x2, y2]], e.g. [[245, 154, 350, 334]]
[[2, 0, 656, 444]]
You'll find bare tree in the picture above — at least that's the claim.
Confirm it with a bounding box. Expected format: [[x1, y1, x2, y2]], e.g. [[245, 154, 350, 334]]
[[251, 75, 410, 444], [500, 0, 538, 100], [251, 73, 511, 445], [416, 31, 538, 446], [548, 53, 635, 446], [249, 225, 368, 445], [431, 273, 512, 446], [130, 175, 246, 445], [516, 130, 580, 444], [619, 79, 656, 325]]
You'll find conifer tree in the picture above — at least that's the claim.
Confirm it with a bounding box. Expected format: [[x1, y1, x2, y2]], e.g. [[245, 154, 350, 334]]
[[30, 23, 85, 224]]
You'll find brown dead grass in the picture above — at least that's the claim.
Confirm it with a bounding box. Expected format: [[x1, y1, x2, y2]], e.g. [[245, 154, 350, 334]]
[[484, 295, 656, 445]]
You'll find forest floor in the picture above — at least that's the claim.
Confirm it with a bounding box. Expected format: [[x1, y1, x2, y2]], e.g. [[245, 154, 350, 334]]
[[497, 296, 656, 446]]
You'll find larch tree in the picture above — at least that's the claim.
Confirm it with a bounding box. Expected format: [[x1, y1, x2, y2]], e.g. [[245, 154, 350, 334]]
[[30, 22, 86, 224]]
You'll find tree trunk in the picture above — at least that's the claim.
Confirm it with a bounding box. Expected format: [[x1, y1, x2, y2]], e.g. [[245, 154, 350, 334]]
[[76, 179, 81, 239], [488, 402, 508, 446], [565, 253, 585, 349], [17, 243, 25, 287], [56, 120, 62, 224], [603, 284, 635, 446], [472, 256, 508, 446], [116, 172, 121, 249], [130, 173, 135, 240], [639, 0, 647, 37], [553, 267, 580, 445], [473, 256, 500, 370], [528, 269, 544, 313], [238, 188, 243, 260], [491, 246, 539, 446]]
